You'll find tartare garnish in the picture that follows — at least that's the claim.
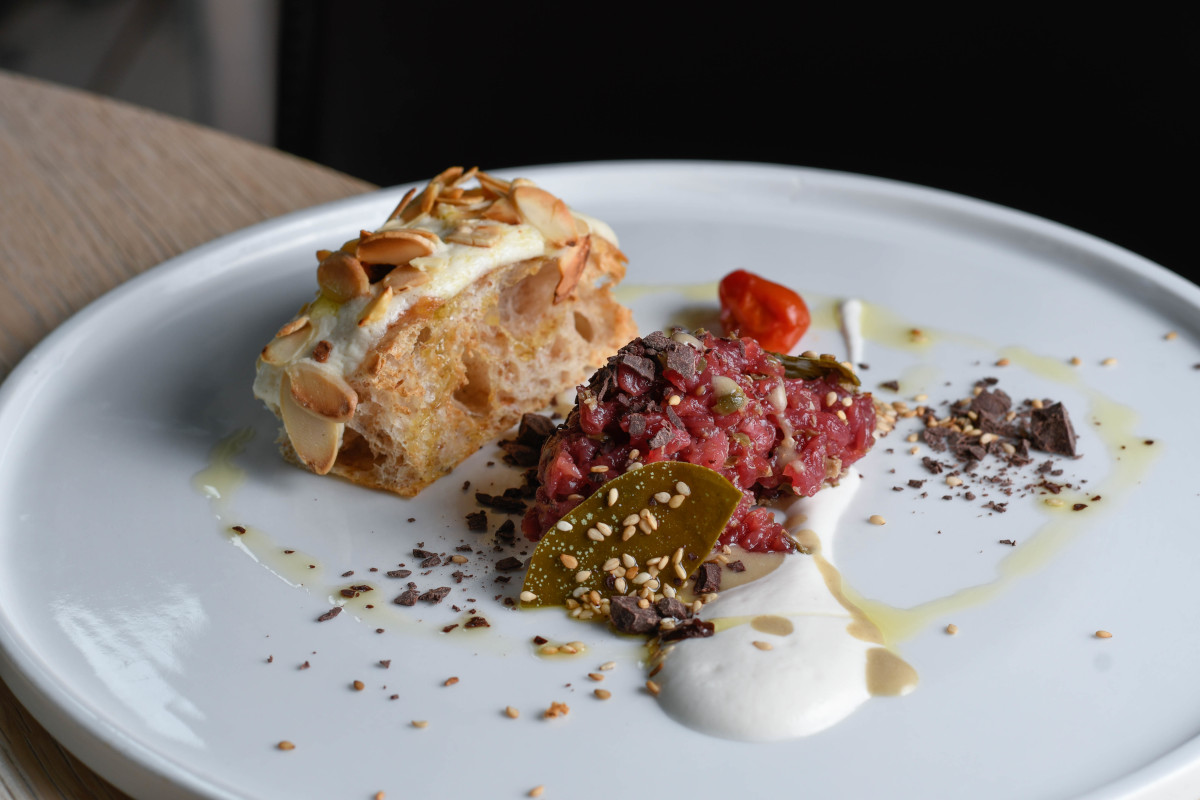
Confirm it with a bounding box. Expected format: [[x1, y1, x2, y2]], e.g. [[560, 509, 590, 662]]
[[520, 461, 740, 609]]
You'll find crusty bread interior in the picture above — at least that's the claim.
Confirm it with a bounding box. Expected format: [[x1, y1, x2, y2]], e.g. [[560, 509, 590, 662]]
[[277, 236, 636, 496]]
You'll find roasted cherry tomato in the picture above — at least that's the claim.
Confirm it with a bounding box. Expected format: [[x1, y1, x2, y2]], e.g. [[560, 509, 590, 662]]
[[718, 269, 810, 353]]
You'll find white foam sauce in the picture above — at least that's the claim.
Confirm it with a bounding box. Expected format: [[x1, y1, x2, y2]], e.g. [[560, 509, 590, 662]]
[[839, 298, 864, 367], [653, 472, 917, 741]]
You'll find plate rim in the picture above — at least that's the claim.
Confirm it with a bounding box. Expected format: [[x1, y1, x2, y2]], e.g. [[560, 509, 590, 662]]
[[1, 159, 1198, 800]]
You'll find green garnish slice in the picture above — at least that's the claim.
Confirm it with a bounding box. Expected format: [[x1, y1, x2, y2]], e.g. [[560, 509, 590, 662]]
[[771, 351, 861, 386], [520, 462, 742, 608]]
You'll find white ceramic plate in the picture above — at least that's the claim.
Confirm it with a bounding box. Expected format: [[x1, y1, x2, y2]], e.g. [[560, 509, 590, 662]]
[[2, 162, 1200, 800]]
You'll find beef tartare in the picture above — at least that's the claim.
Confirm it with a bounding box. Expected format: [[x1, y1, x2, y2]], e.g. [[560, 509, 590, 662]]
[[523, 330, 876, 552]]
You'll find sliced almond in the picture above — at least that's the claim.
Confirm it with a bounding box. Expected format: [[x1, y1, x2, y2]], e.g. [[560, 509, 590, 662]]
[[286, 362, 357, 422], [385, 187, 417, 222], [280, 374, 342, 474], [555, 235, 592, 302], [440, 186, 465, 201], [382, 265, 431, 292], [317, 252, 371, 302], [276, 315, 311, 339], [511, 186, 577, 247], [431, 166, 464, 186], [476, 171, 511, 197], [420, 180, 442, 215], [445, 222, 506, 247], [262, 319, 314, 365], [356, 230, 437, 266], [358, 285, 394, 327], [482, 196, 521, 224], [451, 166, 479, 188]]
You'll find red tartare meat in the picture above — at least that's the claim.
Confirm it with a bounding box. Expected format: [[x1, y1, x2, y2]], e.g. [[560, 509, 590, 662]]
[[523, 330, 876, 552]]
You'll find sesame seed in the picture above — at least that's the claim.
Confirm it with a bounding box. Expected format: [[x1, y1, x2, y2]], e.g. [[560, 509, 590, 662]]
[[621, 553, 637, 567], [946, 476, 963, 487], [594, 688, 612, 700], [632, 572, 652, 585], [277, 740, 296, 751], [352, 680, 365, 691], [1044, 497, 1065, 508], [752, 640, 773, 651], [645, 680, 661, 696], [529, 786, 545, 798], [945, 623, 959, 635], [654, 491, 672, 503], [599, 661, 617, 670], [602, 557, 620, 571], [646, 512, 659, 531], [836, 410, 847, 421], [614, 577, 628, 592], [627, 461, 643, 471], [620, 526, 635, 541], [906, 433, 918, 443], [674, 563, 687, 580], [541, 645, 560, 655], [505, 706, 520, 718], [668, 395, 681, 406], [411, 720, 428, 729], [587, 529, 604, 541], [668, 494, 685, 508], [450, 554, 468, 564], [841, 396, 854, 407], [869, 514, 886, 525], [1095, 630, 1113, 639], [908, 446, 920, 455], [1165, 331, 1179, 340], [1070, 356, 1081, 366], [559, 553, 578, 569], [555, 520, 572, 531], [575, 570, 592, 583], [606, 488, 619, 506], [995, 358, 1010, 367], [444, 676, 459, 686], [825, 391, 837, 407], [622, 514, 640, 527], [638, 519, 652, 534], [1102, 357, 1118, 366], [588, 672, 605, 681], [590, 465, 609, 473], [596, 522, 613, 536], [675, 481, 691, 496]]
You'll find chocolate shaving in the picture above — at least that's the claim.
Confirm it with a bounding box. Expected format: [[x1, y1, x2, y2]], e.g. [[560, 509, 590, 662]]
[[386, 569, 412, 579], [1030, 402, 1077, 456], [418, 587, 451, 604], [647, 426, 674, 450], [464, 616, 490, 628], [626, 414, 647, 437], [608, 596, 661, 634], [664, 342, 698, 379], [726, 560, 746, 573], [516, 413, 556, 446], [420, 555, 442, 568], [394, 589, 418, 606], [655, 597, 690, 620], [921, 456, 945, 474], [475, 493, 527, 514], [692, 562, 722, 594], [495, 557, 524, 571], [465, 510, 488, 531], [316, 607, 342, 622], [659, 619, 716, 642]]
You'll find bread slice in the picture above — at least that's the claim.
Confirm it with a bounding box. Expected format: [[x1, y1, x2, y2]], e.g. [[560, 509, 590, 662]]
[[253, 167, 637, 496]]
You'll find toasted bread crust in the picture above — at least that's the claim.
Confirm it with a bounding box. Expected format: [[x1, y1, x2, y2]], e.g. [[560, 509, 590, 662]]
[[276, 236, 635, 495]]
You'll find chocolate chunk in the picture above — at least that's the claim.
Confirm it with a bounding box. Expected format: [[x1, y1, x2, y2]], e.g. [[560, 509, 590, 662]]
[[464, 616, 490, 628], [659, 619, 716, 642], [726, 560, 746, 573], [475, 493, 527, 514], [466, 510, 488, 531], [647, 426, 674, 450], [386, 569, 412, 579], [394, 589, 419, 606], [664, 342, 698, 379], [627, 413, 647, 437], [999, 539, 1017, 546], [495, 519, 516, 543], [316, 607, 342, 622], [642, 330, 672, 351], [312, 340, 332, 362], [907, 479, 926, 489], [516, 413, 556, 446], [1029, 402, 1077, 456], [983, 501, 1008, 513], [618, 353, 657, 381], [922, 428, 948, 451], [495, 557, 524, 571], [420, 555, 442, 568], [418, 587, 451, 604], [499, 441, 541, 466], [412, 549, 436, 558], [608, 596, 661, 635], [971, 388, 1012, 419], [692, 562, 722, 594], [655, 597, 690, 620], [921, 456, 944, 475], [880, 380, 900, 391]]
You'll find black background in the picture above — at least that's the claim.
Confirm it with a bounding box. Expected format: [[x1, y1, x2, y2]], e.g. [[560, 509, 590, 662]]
[[277, 6, 1194, 285]]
